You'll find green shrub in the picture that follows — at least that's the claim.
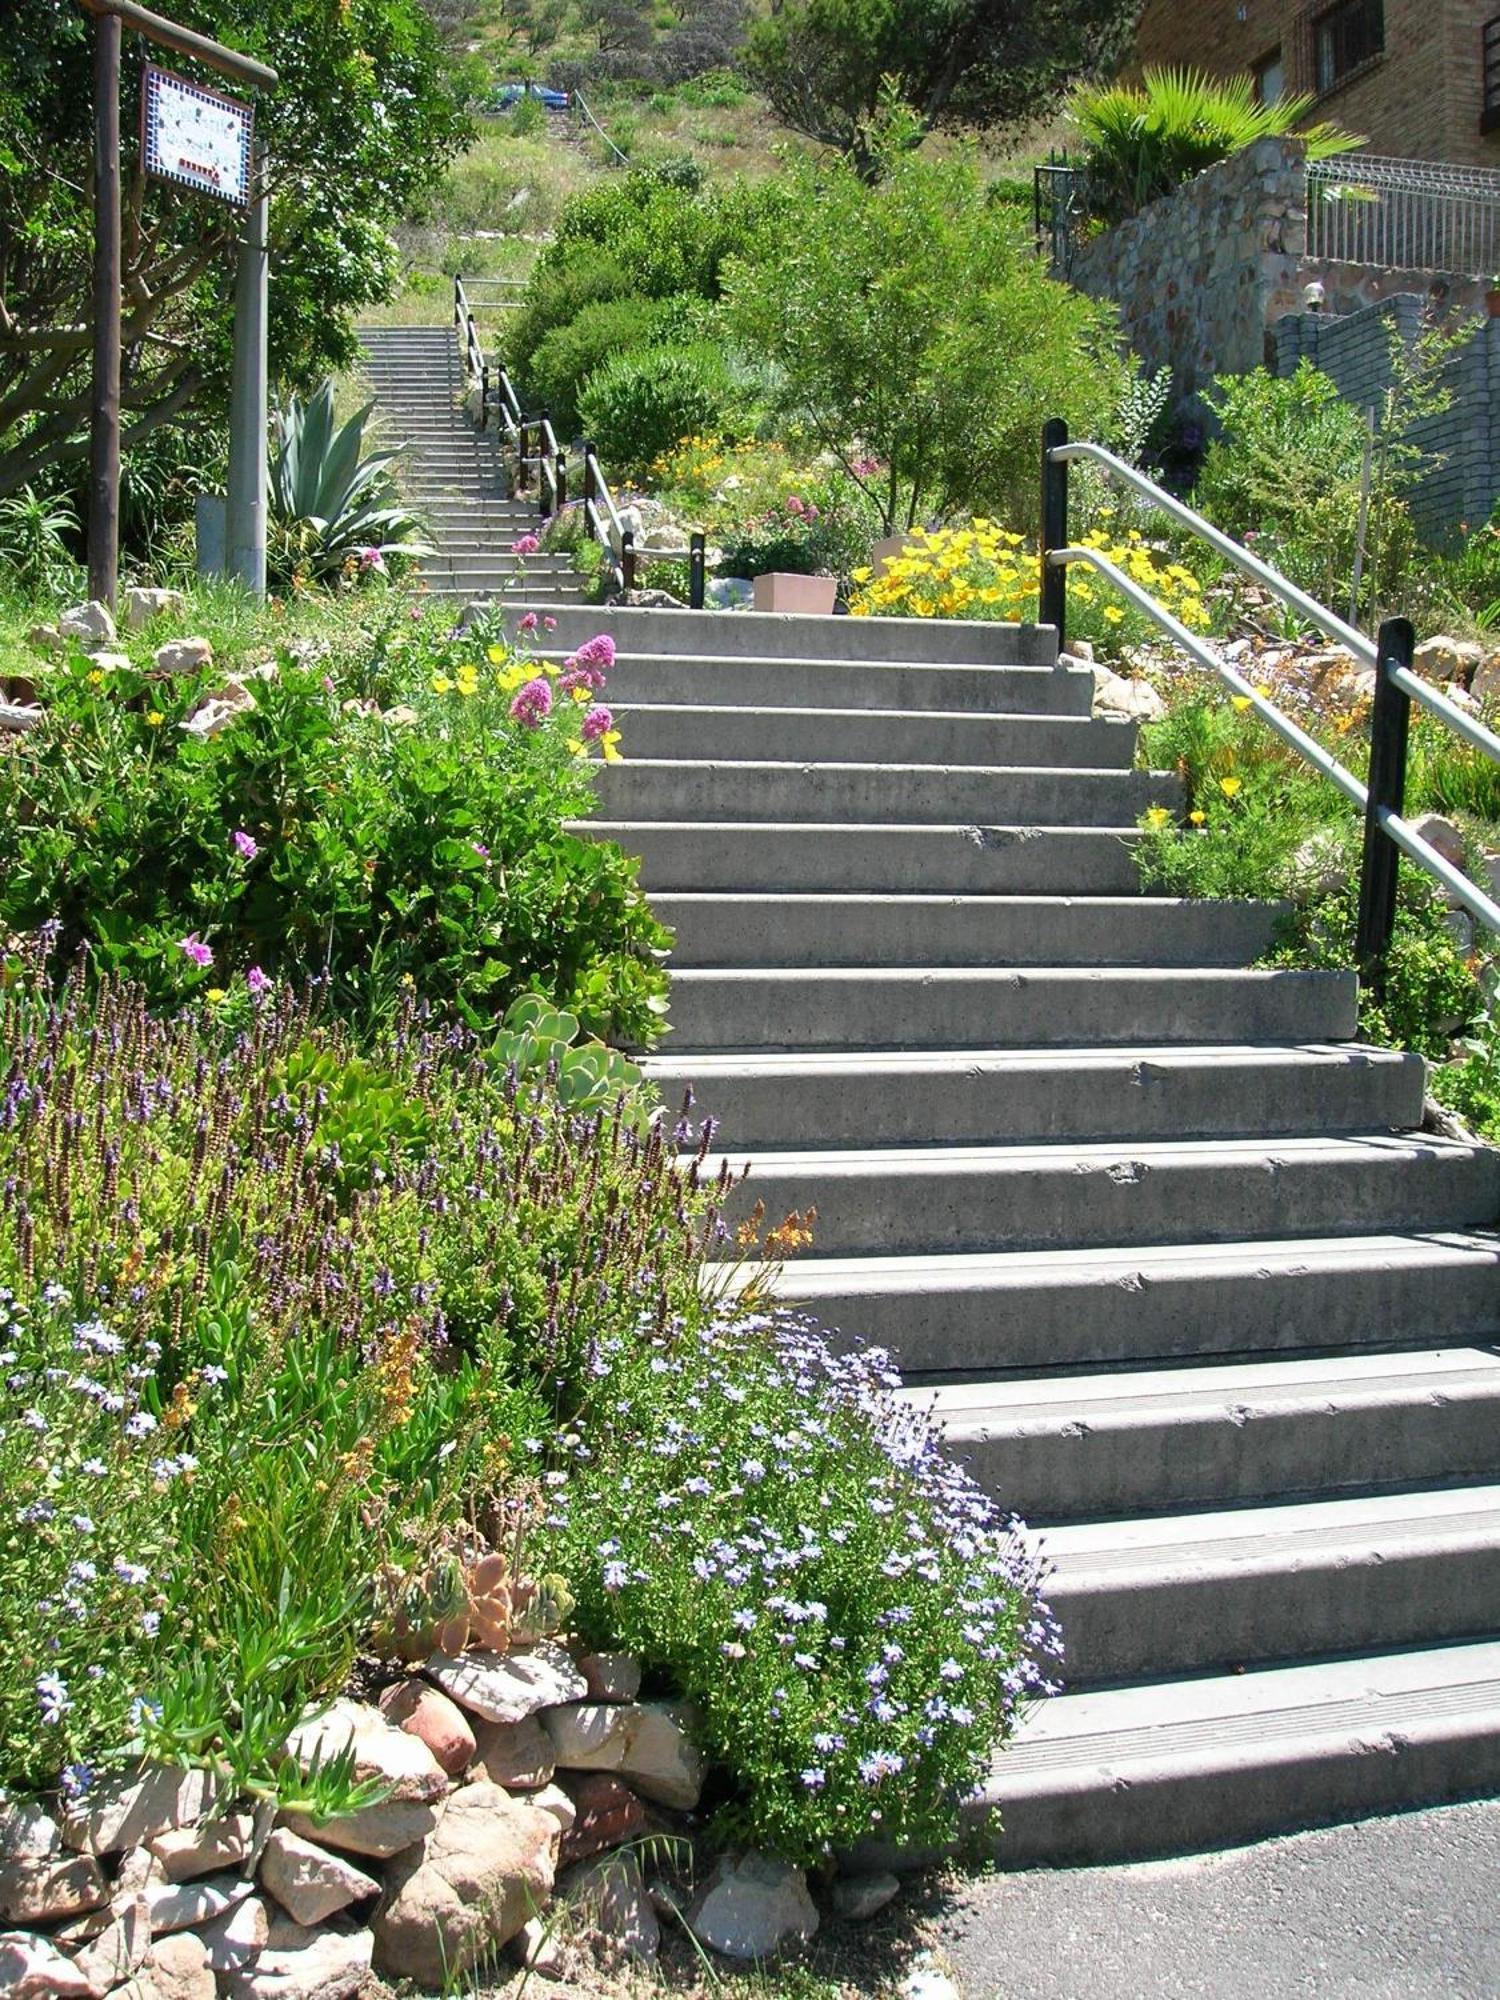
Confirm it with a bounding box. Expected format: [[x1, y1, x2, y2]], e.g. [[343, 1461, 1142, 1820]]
[[1431, 1000, 1500, 1138], [0, 610, 670, 1042], [578, 342, 748, 478], [537, 167, 792, 306], [505, 249, 637, 385], [527, 293, 716, 438]]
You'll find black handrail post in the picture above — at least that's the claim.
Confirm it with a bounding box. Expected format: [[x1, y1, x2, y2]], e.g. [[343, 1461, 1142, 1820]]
[[583, 443, 597, 509], [689, 531, 706, 610], [480, 365, 490, 430], [555, 449, 568, 511], [453, 274, 461, 326], [1355, 616, 1415, 994], [621, 529, 636, 594], [1040, 416, 1069, 652]]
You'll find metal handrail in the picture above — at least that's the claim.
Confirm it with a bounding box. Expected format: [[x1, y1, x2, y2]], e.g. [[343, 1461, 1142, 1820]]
[[1041, 420, 1500, 961], [453, 274, 492, 428]]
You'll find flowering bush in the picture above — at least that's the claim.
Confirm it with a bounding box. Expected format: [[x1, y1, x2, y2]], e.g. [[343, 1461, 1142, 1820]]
[[0, 963, 1053, 1857], [0, 609, 667, 1040]]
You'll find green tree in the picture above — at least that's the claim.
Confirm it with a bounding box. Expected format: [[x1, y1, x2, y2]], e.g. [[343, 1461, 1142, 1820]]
[[742, 0, 1137, 175], [723, 133, 1128, 533], [0, 0, 467, 502]]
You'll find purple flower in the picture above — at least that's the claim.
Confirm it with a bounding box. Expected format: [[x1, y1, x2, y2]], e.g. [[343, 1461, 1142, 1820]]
[[518, 612, 539, 633], [580, 704, 613, 742], [177, 934, 213, 969], [601, 1560, 629, 1592], [358, 547, 388, 574], [232, 829, 258, 862], [246, 965, 271, 999], [511, 534, 541, 555], [36, 1673, 71, 1725], [509, 677, 552, 728]]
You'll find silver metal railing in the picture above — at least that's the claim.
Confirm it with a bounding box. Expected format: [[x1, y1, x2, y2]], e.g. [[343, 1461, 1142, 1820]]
[[1305, 153, 1500, 276]]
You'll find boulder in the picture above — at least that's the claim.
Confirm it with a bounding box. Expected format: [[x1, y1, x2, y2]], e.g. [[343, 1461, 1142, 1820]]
[[1290, 827, 1351, 904], [509, 1915, 566, 1979], [178, 692, 252, 740], [378, 1681, 475, 1778], [1409, 812, 1468, 874], [472, 1714, 554, 1791], [1091, 664, 1165, 722], [557, 1774, 646, 1866], [1472, 656, 1500, 707], [152, 638, 214, 675], [0, 1930, 94, 1997], [88, 652, 132, 674], [526, 1784, 577, 1837], [257, 1830, 379, 1928], [282, 1698, 447, 1804], [541, 1700, 703, 1809], [0, 1801, 61, 1861], [197, 1894, 269, 1974], [278, 1799, 436, 1862], [566, 1850, 658, 1966], [144, 1870, 253, 1936], [578, 1652, 641, 1703], [59, 601, 116, 646], [372, 1781, 556, 1987], [1413, 635, 1483, 685], [72, 1894, 151, 1992], [148, 1812, 260, 1883], [424, 1643, 586, 1726], [831, 1871, 901, 1921], [901, 1970, 964, 2000], [125, 588, 188, 632], [62, 1769, 220, 1856], [27, 623, 64, 655], [685, 1851, 819, 1961], [221, 1918, 372, 2000], [0, 1854, 107, 1926], [124, 1931, 218, 2000]]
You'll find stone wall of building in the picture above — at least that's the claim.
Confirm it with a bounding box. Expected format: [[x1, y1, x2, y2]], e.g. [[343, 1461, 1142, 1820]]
[[1273, 295, 1500, 539]]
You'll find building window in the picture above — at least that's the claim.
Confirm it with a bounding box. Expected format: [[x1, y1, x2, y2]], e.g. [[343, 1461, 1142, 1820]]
[[1314, 0, 1384, 93], [1253, 48, 1285, 104]]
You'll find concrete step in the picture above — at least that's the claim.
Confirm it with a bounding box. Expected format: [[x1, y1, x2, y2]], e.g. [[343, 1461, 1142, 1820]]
[[1045, 1485, 1500, 1685], [652, 894, 1281, 968], [972, 1637, 1500, 1863], [712, 1133, 1499, 1257], [647, 1043, 1425, 1148], [613, 705, 1137, 769], [579, 656, 1089, 715], [495, 602, 1060, 668], [597, 760, 1178, 827], [750, 1230, 1500, 1374], [925, 1347, 1500, 1522], [584, 822, 1144, 894], [664, 966, 1357, 1052]]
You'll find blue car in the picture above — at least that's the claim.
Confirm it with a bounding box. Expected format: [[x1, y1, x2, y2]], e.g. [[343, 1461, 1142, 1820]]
[[488, 82, 570, 111]]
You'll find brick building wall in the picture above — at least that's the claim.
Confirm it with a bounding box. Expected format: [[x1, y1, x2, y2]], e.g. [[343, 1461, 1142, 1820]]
[[1131, 0, 1500, 169]]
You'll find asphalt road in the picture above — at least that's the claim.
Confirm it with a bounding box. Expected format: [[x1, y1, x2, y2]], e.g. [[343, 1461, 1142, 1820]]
[[938, 1800, 1500, 2000]]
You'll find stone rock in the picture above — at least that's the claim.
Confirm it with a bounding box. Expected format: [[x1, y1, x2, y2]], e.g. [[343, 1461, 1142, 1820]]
[[541, 1701, 703, 1809], [1066, 638, 1095, 663], [1472, 657, 1500, 707], [258, 1830, 379, 1928], [526, 1784, 577, 1837], [144, 1869, 253, 1935], [1349, 667, 1378, 703], [221, 1916, 372, 2000], [62, 1769, 220, 1857], [378, 1680, 475, 1778], [282, 1698, 447, 1804], [278, 1799, 436, 1862], [112, 1850, 163, 1902], [88, 652, 132, 674], [27, 623, 64, 655], [685, 1851, 819, 1961], [901, 1969, 963, 2000], [557, 1774, 646, 1866], [152, 638, 213, 675], [1290, 826, 1351, 903], [380, 704, 419, 727], [1409, 812, 1468, 875], [1091, 664, 1165, 722], [831, 1871, 900, 1922], [125, 1932, 217, 2000], [197, 1893, 270, 1973], [148, 1812, 259, 1883], [425, 1643, 586, 1726], [578, 1653, 641, 1703], [607, 587, 687, 610], [72, 1893, 151, 1991], [1414, 634, 1483, 685], [178, 683, 256, 740], [125, 588, 188, 632], [472, 1714, 554, 1791], [1484, 850, 1500, 899], [372, 1780, 556, 1987], [566, 1850, 658, 1966], [0, 1853, 107, 1926], [509, 1915, 565, 1978], [0, 1930, 94, 1997], [59, 601, 116, 646], [0, 1801, 61, 1861]]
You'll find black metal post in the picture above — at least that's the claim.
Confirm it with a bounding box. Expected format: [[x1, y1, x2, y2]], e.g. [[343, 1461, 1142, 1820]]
[[1040, 416, 1069, 652], [480, 365, 490, 429], [88, 6, 122, 609], [689, 530, 706, 610], [453, 275, 461, 326], [1355, 617, 1415, 993], [621, 530, 636, 593], [555, 449, 568, 511], [516, 421, 529, 491]]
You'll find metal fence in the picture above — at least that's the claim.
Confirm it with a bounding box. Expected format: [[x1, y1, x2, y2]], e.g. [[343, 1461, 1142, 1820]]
[[1033, 159, 1091, 277], [1305, 153, 1500, 276]]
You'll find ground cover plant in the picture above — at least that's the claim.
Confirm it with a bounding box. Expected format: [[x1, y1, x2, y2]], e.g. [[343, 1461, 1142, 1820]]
[[0, 958, 1054, 1861], [0, 601, 669, 1041]]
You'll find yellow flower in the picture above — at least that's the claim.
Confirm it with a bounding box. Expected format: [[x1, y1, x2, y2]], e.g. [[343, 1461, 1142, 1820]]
[[1189, 809, 1206, 826], [431, 674, 453, 694], [87, 669, 105, 686], [567, 738, 587, 756], [571, 686, 590, 705], [1144, 805, 1173, 829], [487, 643, 508, 665], [146, 710, 165, 727], [1219, 776, 1242, 799], [1231, 694, 1252, 712], [601, 730, 623, 762], [1255, 683, 1271, 698], [850, 566, 873, 584], [1102, 605, 1125, 624], [498, 663, 529, 692], [205, 987, 226, 1004]]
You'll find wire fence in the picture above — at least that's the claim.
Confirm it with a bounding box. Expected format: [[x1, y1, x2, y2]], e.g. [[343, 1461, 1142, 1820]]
[[570, 89, 631, 168], [1305, 154, 1500, 276]]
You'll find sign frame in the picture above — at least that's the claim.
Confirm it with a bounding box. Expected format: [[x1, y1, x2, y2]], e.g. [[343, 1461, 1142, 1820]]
[[141, 60, 253, 207]]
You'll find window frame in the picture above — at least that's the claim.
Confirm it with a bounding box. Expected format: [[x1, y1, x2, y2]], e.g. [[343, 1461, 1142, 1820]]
[[1312, 0, 1385, 97]]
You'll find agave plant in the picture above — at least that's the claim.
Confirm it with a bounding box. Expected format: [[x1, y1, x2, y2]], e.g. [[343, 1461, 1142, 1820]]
[[268, 377, 432, 583], [1071, 67, 1363, 228]]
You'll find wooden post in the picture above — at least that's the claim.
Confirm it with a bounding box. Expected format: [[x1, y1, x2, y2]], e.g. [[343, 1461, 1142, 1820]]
[[88, 7, 123, 608]]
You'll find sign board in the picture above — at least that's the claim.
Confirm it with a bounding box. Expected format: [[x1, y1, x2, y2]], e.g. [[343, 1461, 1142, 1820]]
[[142, 63, 253, 206]]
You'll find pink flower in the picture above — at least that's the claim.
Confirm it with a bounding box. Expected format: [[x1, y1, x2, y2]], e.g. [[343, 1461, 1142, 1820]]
[[231, 829, 258, 862], [509, 676, 553, 727], [786, 495, 805, 516], [407, 604, 423, 622], [518, 612, 539, 633], [544, 616, 557, 632], [246, 965, 271, 998], [560, 662, 606, 696], [178, 934, 213, 969], [511, 534, 541, 555], [573, 634, 615, 670], [850, 454, 880, 478], [472, 841, 490, 858], [581, 704, 613, 742], [358, 547, 387, 574]]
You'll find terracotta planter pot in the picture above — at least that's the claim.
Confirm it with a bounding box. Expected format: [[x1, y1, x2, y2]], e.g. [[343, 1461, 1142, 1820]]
[[1487, 289, 1500, 318], [752, 571, 838, 615]]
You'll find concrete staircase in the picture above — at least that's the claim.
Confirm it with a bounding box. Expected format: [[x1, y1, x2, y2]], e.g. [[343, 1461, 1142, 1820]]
[[492, 597, 1500, 1866], [357, 324, 584, 600]]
